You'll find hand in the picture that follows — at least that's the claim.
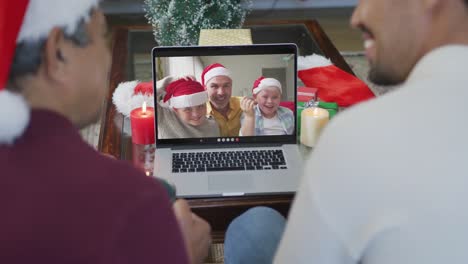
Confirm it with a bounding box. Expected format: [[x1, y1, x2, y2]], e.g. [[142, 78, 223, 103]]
[[173, 199, 212, 264], [241, 97, 256, 117]]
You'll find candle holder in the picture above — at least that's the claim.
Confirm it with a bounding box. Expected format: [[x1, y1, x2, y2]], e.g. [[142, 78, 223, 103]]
[[132, 143, 156, 176]]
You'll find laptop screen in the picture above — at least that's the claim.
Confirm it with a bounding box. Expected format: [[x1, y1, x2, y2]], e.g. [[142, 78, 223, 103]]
[[152, 44, 297, 147]]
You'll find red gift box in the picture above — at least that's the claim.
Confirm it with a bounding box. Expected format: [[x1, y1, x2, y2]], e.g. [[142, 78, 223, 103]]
[[297, 86, 318, 103]]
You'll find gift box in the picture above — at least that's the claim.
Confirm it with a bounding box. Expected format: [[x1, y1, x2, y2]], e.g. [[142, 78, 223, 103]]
[[198, 29, 253, 46], [297, 86, 318, 103], [297, 101, 338, 135]]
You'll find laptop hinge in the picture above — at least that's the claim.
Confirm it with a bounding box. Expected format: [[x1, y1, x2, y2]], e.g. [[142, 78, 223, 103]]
[[170, 143, 283, 150]]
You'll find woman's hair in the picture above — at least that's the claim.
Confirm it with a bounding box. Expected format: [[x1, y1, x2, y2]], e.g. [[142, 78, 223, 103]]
[[8, 9, 93, 90]]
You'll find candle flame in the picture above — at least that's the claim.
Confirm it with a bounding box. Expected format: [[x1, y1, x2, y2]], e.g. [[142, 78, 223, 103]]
[[313, 107, 320, 116], [142, 101, 147, 113], [145, 171, 151, 176]]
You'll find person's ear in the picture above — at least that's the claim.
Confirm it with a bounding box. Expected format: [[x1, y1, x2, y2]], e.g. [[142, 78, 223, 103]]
[[42, 27, 69, 84]]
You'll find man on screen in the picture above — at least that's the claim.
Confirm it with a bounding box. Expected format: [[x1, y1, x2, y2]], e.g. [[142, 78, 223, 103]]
[[201, 63, 243, 137]]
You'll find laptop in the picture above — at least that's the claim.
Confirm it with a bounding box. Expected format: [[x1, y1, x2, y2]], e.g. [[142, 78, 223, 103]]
[[152, 44, 302, 198]]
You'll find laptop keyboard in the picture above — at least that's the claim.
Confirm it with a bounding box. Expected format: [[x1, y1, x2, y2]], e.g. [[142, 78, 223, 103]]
[[172, 149, 287, 173]]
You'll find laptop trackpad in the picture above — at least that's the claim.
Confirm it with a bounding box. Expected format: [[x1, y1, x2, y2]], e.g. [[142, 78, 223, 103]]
[[208, 173, 253, 191]]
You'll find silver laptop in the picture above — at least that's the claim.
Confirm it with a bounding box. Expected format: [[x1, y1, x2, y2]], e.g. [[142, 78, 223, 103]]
[[152, 44, 302, 198]]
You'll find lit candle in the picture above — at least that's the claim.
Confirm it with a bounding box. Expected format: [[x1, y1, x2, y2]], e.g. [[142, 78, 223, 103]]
[[130, 102, 155, 145], [300, 107, 329, 147]]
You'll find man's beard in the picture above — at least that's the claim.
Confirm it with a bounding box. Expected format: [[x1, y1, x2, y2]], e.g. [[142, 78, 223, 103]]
[[368, 63, 405, 86]]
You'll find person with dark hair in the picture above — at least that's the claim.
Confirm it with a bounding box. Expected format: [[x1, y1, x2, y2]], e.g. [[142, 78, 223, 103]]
[[225, 0, 468, 263], [0, 1, 210, 263]]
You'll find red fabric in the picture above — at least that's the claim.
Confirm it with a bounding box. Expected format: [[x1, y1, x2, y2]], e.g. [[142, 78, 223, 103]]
[[0, 0, 29, 89], [280, 101, 295, 112], [0, 110, 189, 263], [201, 63, 227, 85], [298, 65, 375, 107], [163, 78, 205, 103], [133, 82, 154, 96]]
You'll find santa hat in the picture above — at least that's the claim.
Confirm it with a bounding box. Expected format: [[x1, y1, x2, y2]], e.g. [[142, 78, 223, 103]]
[[163, 79, 208, 109], [298, 54, 375, 107], [113, 81, 155, 117], [252, 76, 282, 95], [201, 63, 231, 86], [0, 0, 100, 144]]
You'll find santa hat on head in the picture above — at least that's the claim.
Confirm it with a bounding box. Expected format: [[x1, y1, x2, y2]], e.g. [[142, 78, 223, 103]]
[[201, 63, 231, 86], [252, 76, 282, 95], [163, 79, 208, 109], [0, 0, 100, 144]]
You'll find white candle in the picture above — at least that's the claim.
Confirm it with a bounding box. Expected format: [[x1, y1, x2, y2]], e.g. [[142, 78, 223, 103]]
[[300, 107, 330, 147]]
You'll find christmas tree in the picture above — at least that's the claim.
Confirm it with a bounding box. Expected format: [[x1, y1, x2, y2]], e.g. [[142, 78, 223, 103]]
[[144, 0, 252, 46]]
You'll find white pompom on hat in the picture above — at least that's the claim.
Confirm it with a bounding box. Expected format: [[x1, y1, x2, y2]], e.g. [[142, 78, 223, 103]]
[[0, 0, 100, 144], [113, 81, 155, 117]]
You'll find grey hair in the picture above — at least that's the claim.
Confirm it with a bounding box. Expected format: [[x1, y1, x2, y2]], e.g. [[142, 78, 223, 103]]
[[8, 11, 93, 89]]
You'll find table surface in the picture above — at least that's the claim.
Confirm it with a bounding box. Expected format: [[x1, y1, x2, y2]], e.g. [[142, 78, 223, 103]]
[[98, 20, 353, 242]]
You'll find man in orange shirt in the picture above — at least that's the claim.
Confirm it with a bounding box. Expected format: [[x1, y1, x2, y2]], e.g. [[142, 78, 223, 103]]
[[201, 63, 243, 137]]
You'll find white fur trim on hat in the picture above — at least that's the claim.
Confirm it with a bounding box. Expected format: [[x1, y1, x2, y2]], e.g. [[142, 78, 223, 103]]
[[169, 91, 208, 109], [298, 54, 332, 70], [17, 0, 100, 43], [203, 67, 231, 85], [253, 78, 282, 95], [0, 90, 30, 145], [113, 81, 154, 117]]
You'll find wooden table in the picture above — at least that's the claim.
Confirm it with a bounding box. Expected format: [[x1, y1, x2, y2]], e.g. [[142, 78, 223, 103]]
[[98, 20, 353, 242]]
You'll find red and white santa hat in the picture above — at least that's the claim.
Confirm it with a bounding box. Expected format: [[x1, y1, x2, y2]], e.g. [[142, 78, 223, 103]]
[[252, 76, 282, 95], [113, 81, 155, 117], [163, 79, 208, 109], [0, 0, 100, 144], [201, 63, 231, 86]]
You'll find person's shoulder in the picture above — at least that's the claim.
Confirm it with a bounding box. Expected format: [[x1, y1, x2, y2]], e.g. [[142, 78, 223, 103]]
[[206, 116, 220, 127], [204, 117, 220, 136], [322, 90, 406, 142], [232, 96, 243, 102], [278, 106, 294, 116], [231, 96, 243, 108]]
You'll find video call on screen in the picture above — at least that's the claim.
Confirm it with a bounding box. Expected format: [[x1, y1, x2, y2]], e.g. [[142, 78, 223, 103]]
[[156, 53, 296, 140]]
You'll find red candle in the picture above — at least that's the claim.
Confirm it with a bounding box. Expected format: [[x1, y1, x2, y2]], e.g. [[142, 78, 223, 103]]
[[130, 102, 155, 145]]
